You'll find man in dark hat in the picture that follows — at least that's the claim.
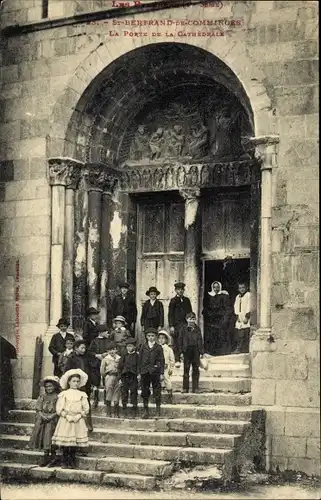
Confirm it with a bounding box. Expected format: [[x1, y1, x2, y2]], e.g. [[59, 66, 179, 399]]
[[83, 307, 100, 346], [168, 282, 192, 367], [138, 327, 165, 419], [140, 286, 164, 333], [48, 318, 74, 377], [111, 282, 137, 335]]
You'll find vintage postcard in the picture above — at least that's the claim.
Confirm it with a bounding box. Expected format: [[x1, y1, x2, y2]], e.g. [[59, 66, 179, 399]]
[[0, 0, 319, 499]]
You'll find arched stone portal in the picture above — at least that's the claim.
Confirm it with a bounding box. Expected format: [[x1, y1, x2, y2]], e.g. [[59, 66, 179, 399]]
[[47, 42, 278, 351]]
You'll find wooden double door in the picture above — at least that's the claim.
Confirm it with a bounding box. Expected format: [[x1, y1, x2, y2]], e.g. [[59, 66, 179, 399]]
[[136, 195, 185, 332]]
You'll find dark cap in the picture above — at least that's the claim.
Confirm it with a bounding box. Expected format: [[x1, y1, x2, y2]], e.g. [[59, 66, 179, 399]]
[[97, 324, 109, 333], [87, 307, 99, 316], [105, 341, 117, 351], [174, 282, 186, 289], [145, 327, 158, 336], [56, 318, 70, 328], [125, 337, 136, 345], [74, 339, 87, 348], [119, 282, 130, 289], [146, 286, 160, 296]]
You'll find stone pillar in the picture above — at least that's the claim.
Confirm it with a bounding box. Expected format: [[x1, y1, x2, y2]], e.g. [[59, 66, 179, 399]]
[[250, 135, 279, 345], [180, 187, 201, 318], [86, 165, 104, 310], [99, 172, 118, 324], [47, 160, 68, 334], [62, 161, 82, 329]]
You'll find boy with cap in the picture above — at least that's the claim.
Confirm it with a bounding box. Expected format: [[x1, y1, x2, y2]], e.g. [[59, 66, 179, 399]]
[[178, 312, 204, 394], [111, 316, 131, 356], [118, 338, 139, 418], [83, 307, 100, 345], [100, 341, 121, 417], [49, 318, 75, 377], [138, 327, 165, 419], [58, 337, 75, 376], [158, 330, 175, 404], [168, 282, 192, 367], [111, 282, 137, 335], [88, 325, 114, 407]]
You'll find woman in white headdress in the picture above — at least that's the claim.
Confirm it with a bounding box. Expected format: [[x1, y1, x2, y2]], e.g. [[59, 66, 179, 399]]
[[202, 281, 233, 356]]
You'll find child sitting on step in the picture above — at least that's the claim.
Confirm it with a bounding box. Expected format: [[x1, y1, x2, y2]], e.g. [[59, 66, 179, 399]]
[[28, 376, 60, 467], [118, 337, 139, 419], [100, 341, 121, 418], [51, 369, 90, 469], [158, 330, 175, 404]]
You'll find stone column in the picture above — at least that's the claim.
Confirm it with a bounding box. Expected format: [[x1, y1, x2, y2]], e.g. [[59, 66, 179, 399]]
[[180, 187, 201, 318], [99, 172, 118, 324], [250, 135, 279, 345], [62, 161, 82, 330], [86, 165, 104, 310], [47, 159, 68, 335]]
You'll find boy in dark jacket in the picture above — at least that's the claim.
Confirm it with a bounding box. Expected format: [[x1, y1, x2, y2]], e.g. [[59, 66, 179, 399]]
[[141, 286, 164, 332], [168, 282, 192, 367], [118, 338, 139, 418], [178, 312, 204, 394], [111, 282, 137, 335], [88, 325, 114, 407], [138, 328, 165, 419]]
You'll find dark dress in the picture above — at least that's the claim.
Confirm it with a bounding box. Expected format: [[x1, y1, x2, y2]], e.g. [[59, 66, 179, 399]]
[[141, 299, 164, 331], [111, 293, 137, 332], [48, 331, 75, 377], [0, 336, 17, 419], [202, 293, 233, 356], [29, 393, 58, 451]]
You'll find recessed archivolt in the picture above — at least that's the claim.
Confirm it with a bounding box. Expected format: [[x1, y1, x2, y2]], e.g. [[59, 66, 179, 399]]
[[47, 37, 274, 161]]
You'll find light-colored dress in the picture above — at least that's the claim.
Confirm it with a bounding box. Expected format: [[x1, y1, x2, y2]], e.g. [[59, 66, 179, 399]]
[[161, 344, 175, 391], [100, 353, 121, 403], [51, 388, 89, 447], [29, 393, 58, 451]]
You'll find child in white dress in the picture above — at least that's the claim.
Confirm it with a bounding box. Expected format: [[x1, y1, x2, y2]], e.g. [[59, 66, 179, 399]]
[[52, 368, 89, 469], [158, 330, 175, 404]]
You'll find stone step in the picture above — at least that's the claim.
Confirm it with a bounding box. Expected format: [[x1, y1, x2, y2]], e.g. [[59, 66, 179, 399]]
[[169, 377, 251, 393], [174, 364, 250, 378], [8, 410, 250, 434], [0, 462, 157, 490], [0, 436, 233, 464], [0, 449, 173, 477], [0, 422, 241, 449], [14, 400, 259, 420], [206, 354, 250, 365]]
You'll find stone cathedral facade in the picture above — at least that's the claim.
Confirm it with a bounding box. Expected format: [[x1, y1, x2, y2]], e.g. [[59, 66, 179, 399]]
[[0, 0, 319, 476]]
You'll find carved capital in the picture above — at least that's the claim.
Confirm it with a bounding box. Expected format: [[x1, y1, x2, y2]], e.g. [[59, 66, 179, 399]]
[[249, 135, 279, 170], [48, 158, 84, 188], [179, 187, 201, 200], [83, 163, 120, 194]]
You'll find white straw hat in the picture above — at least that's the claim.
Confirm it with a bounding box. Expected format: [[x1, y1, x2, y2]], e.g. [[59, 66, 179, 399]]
[[59, 369, 88, 390]]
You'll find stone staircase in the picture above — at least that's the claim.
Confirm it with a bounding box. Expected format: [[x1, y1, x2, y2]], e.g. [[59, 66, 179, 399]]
[[0, 354, 265, 490]]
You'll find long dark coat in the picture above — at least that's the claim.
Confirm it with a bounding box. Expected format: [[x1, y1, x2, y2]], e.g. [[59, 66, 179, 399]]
[[111, 293, 137, 328], [48, 331, 75, 377], [141, 299, 164, 330], [83, 318, 100, 346], [0, 336, 17, 418], [202, 293, 234, 355]]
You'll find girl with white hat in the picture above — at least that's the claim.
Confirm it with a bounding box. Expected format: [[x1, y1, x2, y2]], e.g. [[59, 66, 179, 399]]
[[51, 369, 89, 469], [158, 330, 175, 404]]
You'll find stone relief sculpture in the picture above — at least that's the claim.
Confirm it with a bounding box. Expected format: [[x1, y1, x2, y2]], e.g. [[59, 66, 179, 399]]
[[188, 124, 209, 159], [129, 125, 150, 160], [149, 127, 165, 160], [165, 125, 185, 157], [210, 107, 241, 159]]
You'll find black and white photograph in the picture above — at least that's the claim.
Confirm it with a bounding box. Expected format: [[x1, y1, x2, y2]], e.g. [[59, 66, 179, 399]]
[[0, 1, 319, 499]]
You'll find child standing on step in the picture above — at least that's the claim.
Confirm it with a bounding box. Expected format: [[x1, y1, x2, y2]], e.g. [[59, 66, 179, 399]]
[[58, 338, 75, 376], [51, 369, 89, 469], [178, 312, 204, 394], [158, 330, 175, 404], [100, 341, 121, 418], [118, 338, 139, 418], [88, 325, 114, 407], [28, 376, 60, 467]]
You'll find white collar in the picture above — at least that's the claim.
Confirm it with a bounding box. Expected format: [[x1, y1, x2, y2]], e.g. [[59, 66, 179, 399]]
[[148, 341, 156, 348], [59, 331, 67, 338]]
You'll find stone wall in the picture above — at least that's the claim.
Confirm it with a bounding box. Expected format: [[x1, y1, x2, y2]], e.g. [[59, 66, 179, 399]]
[[0, 0, 319, 475]]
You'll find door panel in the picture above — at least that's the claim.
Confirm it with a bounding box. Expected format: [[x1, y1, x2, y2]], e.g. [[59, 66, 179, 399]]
[[137, 200, 185, 333]]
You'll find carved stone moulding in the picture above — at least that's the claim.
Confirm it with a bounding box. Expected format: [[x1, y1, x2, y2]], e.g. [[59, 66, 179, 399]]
[[48, 157, 84, 188], [119, 160, 257, 193]]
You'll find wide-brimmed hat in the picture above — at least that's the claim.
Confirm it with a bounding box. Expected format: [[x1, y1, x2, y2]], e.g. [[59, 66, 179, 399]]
[[125, 337, 136, 346], [119, 282, 130, 289], [87, 307, 99, 316], [113, 315, 126, 324], [56, 318, 70, 328], [157, 329, 171, 344], [186, 311, 196, 320], [41, 376, 60, 388], [60, 369, 88, 390], [174, 281, 186, 289], [145, 327, 158, 336], [146, 286, 160, 296]]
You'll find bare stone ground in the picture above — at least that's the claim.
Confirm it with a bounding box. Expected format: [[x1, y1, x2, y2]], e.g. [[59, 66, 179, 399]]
[[1, 482, 321, 500]]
